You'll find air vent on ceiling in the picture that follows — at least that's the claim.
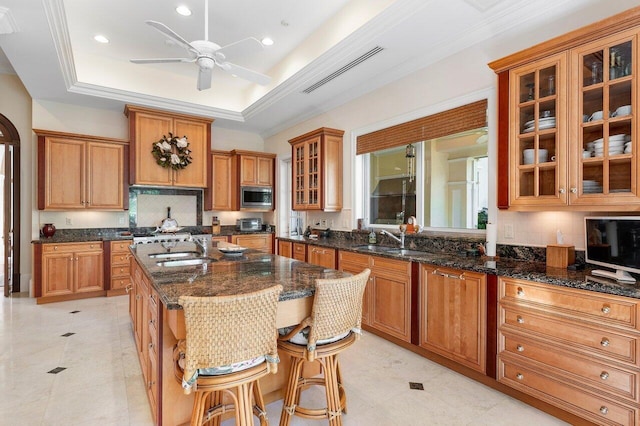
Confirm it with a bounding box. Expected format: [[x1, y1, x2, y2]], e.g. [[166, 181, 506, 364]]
[[302, 46, 384, 94]]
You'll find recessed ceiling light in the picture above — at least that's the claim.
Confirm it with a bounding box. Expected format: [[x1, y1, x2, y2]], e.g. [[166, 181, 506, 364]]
[[94, 35, 109, 43], [176, 5, 192, 16], [261, 37, 274, 46]]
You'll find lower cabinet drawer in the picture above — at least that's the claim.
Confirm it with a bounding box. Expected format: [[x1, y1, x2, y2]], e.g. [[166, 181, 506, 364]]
[[500, 358, 638, 426], [111, 277, 129, 290], [111, 264, 130, 278], [501, 331, 639, 403], [502, 307, 638, 365]]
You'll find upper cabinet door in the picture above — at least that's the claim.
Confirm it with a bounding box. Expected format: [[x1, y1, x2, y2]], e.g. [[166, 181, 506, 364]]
[[172, 118, 209, 188], [569, 30, 640, 207], [508, 53, 568, 208], [86, 142, 125, 209], [133, 112, 173, 186], [44, 137, 86, 209]]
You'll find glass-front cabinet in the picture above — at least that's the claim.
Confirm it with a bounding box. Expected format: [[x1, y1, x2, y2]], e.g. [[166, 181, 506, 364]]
[[503, 28, 639, 210], [509, 53, 568, 208], [291, 136, 321, 210], [570, 30, 638, 206]]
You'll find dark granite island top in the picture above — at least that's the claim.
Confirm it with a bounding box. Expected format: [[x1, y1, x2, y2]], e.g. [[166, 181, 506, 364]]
[[130, 240, 350, 310]]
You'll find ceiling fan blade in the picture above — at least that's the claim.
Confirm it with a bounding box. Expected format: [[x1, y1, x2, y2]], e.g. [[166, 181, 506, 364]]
[[145, 20, 198, 55], [130, 58, 195, 64], [216, 37, 263, 60], [197, 67, 212, 91], [220, 62, 271, 86]]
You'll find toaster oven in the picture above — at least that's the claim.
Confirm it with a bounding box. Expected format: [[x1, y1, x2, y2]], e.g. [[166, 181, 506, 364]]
[[236, 218, 263, 231]]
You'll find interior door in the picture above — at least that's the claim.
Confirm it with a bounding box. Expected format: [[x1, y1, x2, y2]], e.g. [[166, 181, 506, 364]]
[[3, 144, 11, 296]]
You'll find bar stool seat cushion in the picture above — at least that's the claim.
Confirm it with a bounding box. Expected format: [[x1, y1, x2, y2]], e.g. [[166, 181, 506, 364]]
[[178, 355, 267, 390], [278, 326, 349, 346]]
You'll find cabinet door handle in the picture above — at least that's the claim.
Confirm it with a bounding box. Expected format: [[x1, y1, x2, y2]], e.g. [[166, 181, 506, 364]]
[[601, 305, 611, 314], [432, 270, 464, 280], [599, 406, 608, 415], [125, 284, 133, 293], [600, 371, 609, 380], [516, 316, 524, 324], [516, 287, 524, 296], [570, 187, 577, 194], [516, 344, 524, 352], [558, 188, 565, 194], [516, 373, 524, 380], [600, 338, 610, 347]]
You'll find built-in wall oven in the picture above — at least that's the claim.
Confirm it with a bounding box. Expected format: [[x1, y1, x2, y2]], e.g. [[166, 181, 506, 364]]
[[240, 186, 273, 210]]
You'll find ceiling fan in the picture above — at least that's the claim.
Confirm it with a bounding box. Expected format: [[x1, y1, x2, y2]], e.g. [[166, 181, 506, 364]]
[[130, 0, 271, 91]]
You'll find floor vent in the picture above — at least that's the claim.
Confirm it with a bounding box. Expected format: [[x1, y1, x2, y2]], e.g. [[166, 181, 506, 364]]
[[409, 382, 424, 390], [61, 332, 75, 337], [48, 367, 67, 374], [69, 310, 80, 314], [302, 46, 384, 94]]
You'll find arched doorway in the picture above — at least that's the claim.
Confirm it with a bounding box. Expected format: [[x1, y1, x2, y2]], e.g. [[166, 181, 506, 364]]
[[0, 114, 20, 296]]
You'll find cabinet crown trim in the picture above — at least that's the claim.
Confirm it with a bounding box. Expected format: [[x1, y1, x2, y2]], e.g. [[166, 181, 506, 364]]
[[489, 5, 640, 72], [123, 104, 214, 124], [34, 129, 128, 145], [288, 127, 345, 144]]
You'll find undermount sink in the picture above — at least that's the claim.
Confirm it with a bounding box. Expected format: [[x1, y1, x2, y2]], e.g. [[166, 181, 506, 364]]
[[352, 245, 395, 253], [148, 251, 200, 259], [385, 248, 427, 256], [156, 258, 212, 267]]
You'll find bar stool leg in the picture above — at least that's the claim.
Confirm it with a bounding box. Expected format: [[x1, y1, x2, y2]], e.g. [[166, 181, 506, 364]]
[[252, 381, 268, 426], [191, 390, 208, 426], [324, 355, 343, 426], [335, 356, 346, 414], [279, 357, 305, 426]]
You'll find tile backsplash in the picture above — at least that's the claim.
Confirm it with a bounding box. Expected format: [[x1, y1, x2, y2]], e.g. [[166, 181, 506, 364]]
[[136, 194, 197, 227]]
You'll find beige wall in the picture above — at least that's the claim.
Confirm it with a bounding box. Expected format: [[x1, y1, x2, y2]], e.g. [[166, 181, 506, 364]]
[[0, 73, 32, 292]]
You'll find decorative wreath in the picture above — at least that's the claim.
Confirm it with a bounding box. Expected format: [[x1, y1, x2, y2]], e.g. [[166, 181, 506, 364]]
[[151, 133, 192, 170]]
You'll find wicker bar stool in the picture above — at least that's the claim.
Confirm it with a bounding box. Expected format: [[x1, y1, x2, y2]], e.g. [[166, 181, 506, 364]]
[[277, 269, 371, 426], [175, 285, 283, 426]]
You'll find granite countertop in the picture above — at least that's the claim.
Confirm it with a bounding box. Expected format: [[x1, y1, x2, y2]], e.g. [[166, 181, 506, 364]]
[[278, 236, 640, 300], [32, 227, 274, 244], [131, 241, 350, 309]]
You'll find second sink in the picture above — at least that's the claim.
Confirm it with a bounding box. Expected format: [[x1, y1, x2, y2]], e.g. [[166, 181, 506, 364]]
[[149, 251, 200, 259], [385, 248, 427, 256], [352, 245, 395, 253], [156, 258, 212, 267]]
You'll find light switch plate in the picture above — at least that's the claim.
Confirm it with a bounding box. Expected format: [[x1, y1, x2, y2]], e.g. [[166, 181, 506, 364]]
[[504, 224, 514, 239]]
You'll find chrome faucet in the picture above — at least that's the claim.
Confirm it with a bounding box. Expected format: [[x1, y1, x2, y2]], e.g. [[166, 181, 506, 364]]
[[381, 229, 405, 249], [189, 235, 208, 257]]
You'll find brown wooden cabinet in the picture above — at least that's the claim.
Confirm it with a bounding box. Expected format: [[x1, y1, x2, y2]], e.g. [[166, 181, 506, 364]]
[[491, 10, 640, 211], [232, 150, 275, 187], [36, 242, 104, 303], [108, 240, 131, 296], [308, 246, 336, 269], [206, 150, 234, 210], [419, 264, 487, 373], [36, 130, 127, 210], [231, 233, 273, 253], [129, 257, 160, 423], [338, 250, 412, 342], [289, 128, 343, 212], [498, 277, 640, 425], [125, 105, 212, 188], [293, 242, 307, 261], [277, 239, 292, 258]]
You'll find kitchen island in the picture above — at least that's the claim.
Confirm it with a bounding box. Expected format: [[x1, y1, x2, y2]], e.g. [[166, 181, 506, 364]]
[[129, 240, 349, 425]]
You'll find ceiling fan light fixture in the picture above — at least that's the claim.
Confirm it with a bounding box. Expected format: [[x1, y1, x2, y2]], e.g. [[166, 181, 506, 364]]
[[176, 5, 192, 16], [261, 37, 274, 46], [93, 35, 109, 43]]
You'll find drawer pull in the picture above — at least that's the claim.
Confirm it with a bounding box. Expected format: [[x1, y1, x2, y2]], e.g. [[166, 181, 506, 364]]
[[125, 284, 132, 293], [516, 373, 524, 380], [516, 316, 524, 324], [601, 305, 611, 314], [432, 270, 464, 280], [516, 287, 524, 296], [600, 371, 609, 380], [148, 343, 154, 351], [600, 338, 610, 347], [599, 406, 608, 415], [516, 344, 524, 352]]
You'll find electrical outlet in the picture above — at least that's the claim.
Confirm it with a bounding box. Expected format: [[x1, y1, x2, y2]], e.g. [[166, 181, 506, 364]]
[[65, 217, 72, 226], [504, 224, 514, 239], [118, 214, 126, 226], [320, 219, 327, 227], [330, 219, 334, 228]]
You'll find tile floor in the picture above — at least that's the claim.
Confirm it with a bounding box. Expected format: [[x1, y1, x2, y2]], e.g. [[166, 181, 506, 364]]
[[0, 294, 569, 426]]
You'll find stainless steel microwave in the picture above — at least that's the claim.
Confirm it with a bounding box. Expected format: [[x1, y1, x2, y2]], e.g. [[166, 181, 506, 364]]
[[240, 186, 273, 210]]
